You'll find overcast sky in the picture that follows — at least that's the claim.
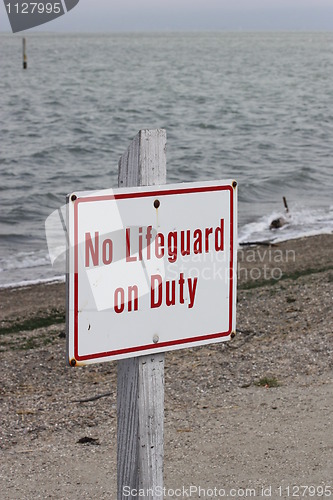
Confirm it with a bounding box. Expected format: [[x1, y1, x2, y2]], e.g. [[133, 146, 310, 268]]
[[1, 0, 333, 32]]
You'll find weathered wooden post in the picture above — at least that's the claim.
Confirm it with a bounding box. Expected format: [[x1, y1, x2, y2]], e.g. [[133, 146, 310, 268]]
[[117, 129, 166, 499], [66, 128, 237, 498]]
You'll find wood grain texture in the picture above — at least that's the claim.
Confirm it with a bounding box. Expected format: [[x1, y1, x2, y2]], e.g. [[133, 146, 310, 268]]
[[117, 129, 166, 499], [118, 129, 166, 187]]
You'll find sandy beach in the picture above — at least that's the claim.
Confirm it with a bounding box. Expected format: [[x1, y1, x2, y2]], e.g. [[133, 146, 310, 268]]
[[1, 233, 332, 499]]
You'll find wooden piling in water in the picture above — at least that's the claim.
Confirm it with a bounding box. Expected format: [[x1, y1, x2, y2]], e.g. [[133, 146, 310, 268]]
[[23, 37, 27, 69]]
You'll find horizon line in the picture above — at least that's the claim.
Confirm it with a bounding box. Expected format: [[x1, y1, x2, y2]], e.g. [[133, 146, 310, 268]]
[[1, 28, 333, 35]]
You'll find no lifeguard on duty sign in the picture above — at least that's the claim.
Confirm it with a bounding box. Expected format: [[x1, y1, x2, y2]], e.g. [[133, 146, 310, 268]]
[[66, 179, 237, 366]]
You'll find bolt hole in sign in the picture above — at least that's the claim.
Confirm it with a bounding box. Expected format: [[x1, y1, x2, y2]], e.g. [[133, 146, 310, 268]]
[[66, 180, 237, 366]]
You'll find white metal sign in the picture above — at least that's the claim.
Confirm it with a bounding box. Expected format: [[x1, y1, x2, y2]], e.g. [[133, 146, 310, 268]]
[[66, 180, 237, 365]]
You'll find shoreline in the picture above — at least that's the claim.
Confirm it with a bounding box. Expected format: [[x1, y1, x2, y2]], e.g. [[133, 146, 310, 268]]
[[1, 229, 332, 291], [1, 233, 332, 334]]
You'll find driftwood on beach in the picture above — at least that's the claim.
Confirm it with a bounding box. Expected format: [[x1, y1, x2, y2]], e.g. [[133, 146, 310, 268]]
[[239, 241, 277, 247]]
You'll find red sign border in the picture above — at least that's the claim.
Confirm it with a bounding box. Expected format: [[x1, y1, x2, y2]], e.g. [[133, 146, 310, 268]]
[[73, 184, 235, 361]]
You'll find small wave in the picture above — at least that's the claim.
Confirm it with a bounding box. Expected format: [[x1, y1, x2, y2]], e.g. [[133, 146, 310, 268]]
[[0, 250, 51, 273], [196, 123, 219, 130], [66, 145, 95, 155], [239, 205, 333, 245], [0, 275, 65, 290]]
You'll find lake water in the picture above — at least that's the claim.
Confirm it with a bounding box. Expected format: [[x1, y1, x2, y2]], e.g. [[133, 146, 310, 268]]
[[0, 32, 332, 287]]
